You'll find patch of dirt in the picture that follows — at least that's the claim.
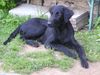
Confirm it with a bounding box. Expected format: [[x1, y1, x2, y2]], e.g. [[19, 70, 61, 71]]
[[21, 45, 100, 75], [67, 61, 100, 75], [24, 44, 48, 52], [0, 62, 20, 75], [0, 62, 3, 72], [20, 44, 66, 60], [21, 44, 63, 55], [19, 44, 48, 55], [31, 61, 100, 75]]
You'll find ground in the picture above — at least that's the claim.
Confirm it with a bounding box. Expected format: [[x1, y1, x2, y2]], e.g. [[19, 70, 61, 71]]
[[22, 45, 100, 75], [31, 62, 100, 75], [0, 45, 100, 75]]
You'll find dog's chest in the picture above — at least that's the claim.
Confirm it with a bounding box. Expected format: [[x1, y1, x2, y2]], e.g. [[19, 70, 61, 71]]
[[57, 28, 67, 41]]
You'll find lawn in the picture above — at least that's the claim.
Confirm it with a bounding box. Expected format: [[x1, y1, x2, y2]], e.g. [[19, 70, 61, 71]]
[[0, 14, 100, 74]]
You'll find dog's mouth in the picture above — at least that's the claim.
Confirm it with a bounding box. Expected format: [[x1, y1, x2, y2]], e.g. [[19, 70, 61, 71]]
[[47, 21, 60, 28]]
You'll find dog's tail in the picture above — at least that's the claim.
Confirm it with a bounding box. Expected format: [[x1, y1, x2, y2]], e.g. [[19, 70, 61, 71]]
[[3, 25, 21, 45]]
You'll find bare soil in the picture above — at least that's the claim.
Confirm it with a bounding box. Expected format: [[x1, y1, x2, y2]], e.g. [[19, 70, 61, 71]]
[[31, 62, 100, 75]]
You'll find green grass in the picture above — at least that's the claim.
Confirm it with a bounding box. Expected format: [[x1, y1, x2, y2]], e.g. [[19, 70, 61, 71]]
[[0, 15, 74, 74], [75, 26, 100, 62]]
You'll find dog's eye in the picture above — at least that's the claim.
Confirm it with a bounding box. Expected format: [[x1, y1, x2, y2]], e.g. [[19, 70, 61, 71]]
[[56, 12, 59, 15]]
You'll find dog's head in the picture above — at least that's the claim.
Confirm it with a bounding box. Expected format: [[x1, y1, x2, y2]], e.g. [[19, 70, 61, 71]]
[[48, 5, 74, 27]]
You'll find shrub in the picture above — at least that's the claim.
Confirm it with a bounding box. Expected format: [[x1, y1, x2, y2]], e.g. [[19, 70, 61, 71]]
[[0, 0, 16, 11], [94, 17, 100, 28]]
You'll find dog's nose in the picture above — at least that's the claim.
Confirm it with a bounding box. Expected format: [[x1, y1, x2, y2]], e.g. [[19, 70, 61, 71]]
[[47, 21, 53, 27]]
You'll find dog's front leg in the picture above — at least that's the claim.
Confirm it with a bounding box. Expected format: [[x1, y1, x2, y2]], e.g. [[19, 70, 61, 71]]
[[44, 34, 55, 49]]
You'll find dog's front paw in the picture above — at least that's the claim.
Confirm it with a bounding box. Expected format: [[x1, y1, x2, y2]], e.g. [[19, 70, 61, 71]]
[[81, 59, 89, 69]]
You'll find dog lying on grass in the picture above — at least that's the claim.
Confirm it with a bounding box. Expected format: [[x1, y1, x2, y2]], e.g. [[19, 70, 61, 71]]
[[3, 5, 89, 68]]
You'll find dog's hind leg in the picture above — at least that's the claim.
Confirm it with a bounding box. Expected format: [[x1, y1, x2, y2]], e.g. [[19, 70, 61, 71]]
[[20, 35, 39, 47]]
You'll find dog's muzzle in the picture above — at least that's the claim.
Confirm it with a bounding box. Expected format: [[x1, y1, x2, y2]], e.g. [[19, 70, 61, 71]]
[[47, 20, 54, 27]]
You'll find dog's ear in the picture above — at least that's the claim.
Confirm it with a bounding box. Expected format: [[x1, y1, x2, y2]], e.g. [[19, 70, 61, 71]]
[[63, 7, 74, 23], [49, 5, 55, 13]]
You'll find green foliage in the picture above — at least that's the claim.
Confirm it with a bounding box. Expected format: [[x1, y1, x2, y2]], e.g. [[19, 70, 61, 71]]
[[0, 0, 16, 10], [0, 10, 5, 19], [75, 26, 100, 62], [94, 17, 100, 28], [55, 57, 74, 70], [0, 0, 16, 20]]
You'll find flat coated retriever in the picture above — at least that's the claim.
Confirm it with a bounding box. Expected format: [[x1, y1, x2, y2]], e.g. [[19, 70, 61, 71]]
[[3, 5, 89, 68]]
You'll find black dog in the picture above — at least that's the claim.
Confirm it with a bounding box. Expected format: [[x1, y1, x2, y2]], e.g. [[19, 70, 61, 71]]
[[3, 5, 89, 68], [39, 5, 89, 68], [45, 5, 89, 68]]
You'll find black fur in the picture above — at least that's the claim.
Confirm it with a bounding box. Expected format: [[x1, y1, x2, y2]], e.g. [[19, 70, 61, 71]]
[[43, 5, 89, 68], [3, 5, 89, 68]]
